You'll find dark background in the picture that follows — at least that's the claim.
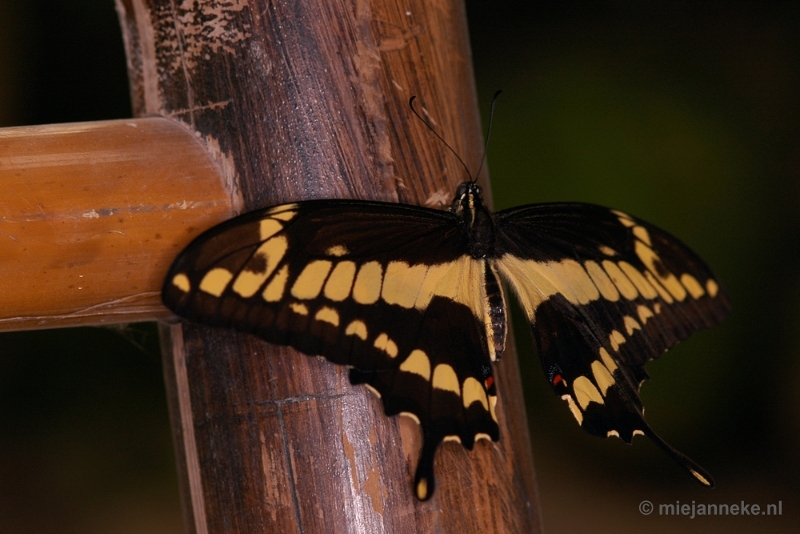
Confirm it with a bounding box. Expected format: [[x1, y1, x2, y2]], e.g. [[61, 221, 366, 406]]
[[0, 1, 798, 532]]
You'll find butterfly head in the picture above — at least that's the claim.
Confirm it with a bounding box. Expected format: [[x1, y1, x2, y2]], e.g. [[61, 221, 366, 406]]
[[450, 182, 484, 215]]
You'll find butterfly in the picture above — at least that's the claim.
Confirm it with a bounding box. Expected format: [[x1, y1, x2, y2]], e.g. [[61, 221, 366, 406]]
[[162, 180, 730, 500]]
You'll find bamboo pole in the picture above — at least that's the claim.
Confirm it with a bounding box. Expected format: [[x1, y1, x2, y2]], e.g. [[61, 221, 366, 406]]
[[0, 118, 231, 331], [115, 0, 541, 531]]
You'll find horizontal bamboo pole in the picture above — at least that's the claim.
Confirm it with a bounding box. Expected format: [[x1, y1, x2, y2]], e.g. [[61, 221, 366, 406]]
[[0, 117, 233, 331]]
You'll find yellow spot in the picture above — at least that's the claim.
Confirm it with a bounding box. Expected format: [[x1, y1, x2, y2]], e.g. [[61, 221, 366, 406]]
[[270, 205, 297, 221], [681, 273, 705, 299], [635, 241, 686, 301], [549, 259, 600, 304], [496, 256, 605, 319], [632, 429, 645, 437], [690, 469, 712, 487], [373, 333, 398, 358], [233, 236, 288, 297], [618, 262, 658, 299], [259, 218, 283, 240], [257, 236, 289, 272], [591, 360, 615, 396], [644, 271, 674, 303], [400, 411, 420, 425], [399, 257, 487, 325], [412, 262, 452, 309], [607, 430, 620, 438], [633, 225, 652, 245], [706, 279, 719, 297], [315, 306, 340, 327], [608, 331, 625, 352], [637, 305, 654, 324], [495, 256, 554, 319], [585, 260, 620, 301], [364, 384, 381, 398], [654, 302, 662, 314], [573, 376, 604, 409], [489, 395, 498, 422], [444, 435, 462, 444], [598, 245, 618, 256], [233, 271, 267, 298], [382, 261, 428, 308], [462, 377, 489, 410], [599, 347, 619, 373], [399, 350, 431, 381], [291, 260, 333, 300], [290, 302, 309, 316], [345, 320, 368, 340], [623, 315, 642, 335], [324, 261, 356, 301], [611, 209, 636, 227], [416, 478, 429, 501], [352, 261, 383, 304], [432, 364, 460, 394], [561, 394, 583, 425], [423, 259, 487, 328], [171, 273, 191, 293], [326, 245, 349, 257], [263, 264, 289, 302], [602, 261, 638, 300], [199, 268, 233, 297], [475, 433, 492, 442]]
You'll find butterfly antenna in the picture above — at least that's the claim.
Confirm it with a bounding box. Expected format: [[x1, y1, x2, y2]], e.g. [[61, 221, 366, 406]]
[[409, 96, 474, 181], [473, 90, 502, 184]]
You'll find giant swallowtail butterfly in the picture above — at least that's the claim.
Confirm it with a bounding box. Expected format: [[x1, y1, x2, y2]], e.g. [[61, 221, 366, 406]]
[[162, 181, 729, 500]]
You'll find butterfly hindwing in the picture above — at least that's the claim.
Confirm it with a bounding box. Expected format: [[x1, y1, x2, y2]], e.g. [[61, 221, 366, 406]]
[[350, 292, 500, 500], [165, 201, 459, 363], [162, 199, 501, 500], [530, 292, 717, 486]]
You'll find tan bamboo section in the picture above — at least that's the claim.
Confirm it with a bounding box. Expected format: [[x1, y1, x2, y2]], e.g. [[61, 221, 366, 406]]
[[0, 118, 233, 331]]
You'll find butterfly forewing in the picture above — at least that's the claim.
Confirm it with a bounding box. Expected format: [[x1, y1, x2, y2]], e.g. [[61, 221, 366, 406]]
[[493, 203, 730, 367]]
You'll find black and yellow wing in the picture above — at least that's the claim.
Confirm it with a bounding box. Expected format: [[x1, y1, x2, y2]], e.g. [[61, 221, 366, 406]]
[[162, 199, 502, 500], [163, 183, 730, 500], [493, 202, 730, 486]]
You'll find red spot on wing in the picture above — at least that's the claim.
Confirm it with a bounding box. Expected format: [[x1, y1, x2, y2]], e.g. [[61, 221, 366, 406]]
[[552, 374, 564, 386]]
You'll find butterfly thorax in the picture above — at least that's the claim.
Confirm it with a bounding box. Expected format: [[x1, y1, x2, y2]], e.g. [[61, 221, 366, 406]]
[[450, 182, 496, 259]]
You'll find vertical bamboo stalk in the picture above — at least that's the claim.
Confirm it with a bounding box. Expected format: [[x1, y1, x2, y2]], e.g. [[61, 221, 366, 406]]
[[116, 0, 541, 531]]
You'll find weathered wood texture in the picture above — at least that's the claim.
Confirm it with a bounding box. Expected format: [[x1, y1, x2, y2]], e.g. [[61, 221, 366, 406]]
[[116, 0, 541, 532], [0, 118, 231, 331]]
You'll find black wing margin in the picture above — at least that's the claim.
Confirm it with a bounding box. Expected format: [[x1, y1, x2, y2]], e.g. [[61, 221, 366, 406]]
[[494, 202, 730, 486], [162, 199, 500, 500]]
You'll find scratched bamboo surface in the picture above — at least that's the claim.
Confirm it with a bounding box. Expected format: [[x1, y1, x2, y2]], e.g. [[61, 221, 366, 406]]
[[117, 0, 541, 532], [0, 118, 232, 331]]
